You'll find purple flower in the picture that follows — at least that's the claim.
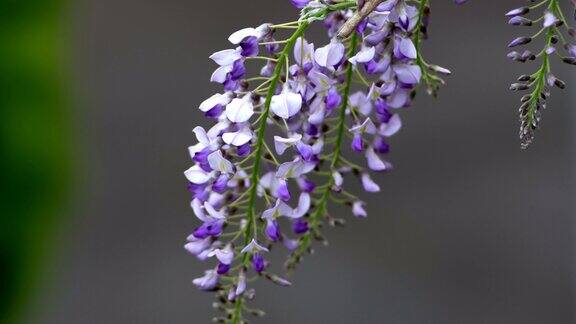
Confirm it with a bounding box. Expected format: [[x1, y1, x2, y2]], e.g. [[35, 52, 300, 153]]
[[276, 178, 291, 201], [297, 177, 316, 193], [237, 143, 251, 157], [325, 87, 342, 111], [289, 0, 310, 9], [184, 235, 211, 256], [314, 39, 345, 68], [207, 245, 234, 265], [395, 37, 417, 59], [508, 36, 532, 48], [543, 11, 558, 28], [193, 221, 223, 239], [361, 173, 381, 192], [217, 262, 231, 275], [265, 219, 281, 241], [352, 201, 368, 217], [252, 253, 266, 273], [505, 7, 529, 17], [292, 219, 309, 234], [240, 36, 259, 57], [184, 0, 441, 319], [373, 137, 390, 154]]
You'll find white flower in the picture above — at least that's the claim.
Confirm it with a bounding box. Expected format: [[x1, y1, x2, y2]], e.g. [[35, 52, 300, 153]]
[[276, 159, 306, 178], [240, 238, 269, 254], [361, 173, 381, 192], [209, 48, 242, 66], [270, 86, 302, 119], [235, 270, 246, 296], [184, 165, 213, 184], [352, 201, 368, 217], [204, 201, 227, 219], [261, 192, 311, 220], [199, 93, 232, 112], [229, 28, 259, 44], [222, 127, 253, 146], [379, 114, 402, 137], [273, 134, 303, 155], [208, 150, 235, 174], [228, 24, 269, 44], [207, 245, 234, 265], [184, 235, 211, 255], [294, 37, 315, 66], [314, 39, 345, 68], [262, 199, 294, 220], [349, 118, 377, 135], [292, 193, 311, 218], [398, 37, 417, 59], [365, 147, 391, 171], [188, 126, 218, 157], [192, 270, 219, 290], [210, 65, 234, 83], [191, 198, 226, 222], [349, 46, 375, 65], [226, 95, 254, 123], [332, 171, 343, 187]]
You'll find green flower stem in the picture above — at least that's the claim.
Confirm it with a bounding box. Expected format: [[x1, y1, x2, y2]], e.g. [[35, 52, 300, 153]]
[[413, 0, 429, 74], [241, 21, 309, 263], [412, 0, 444, 96], [231, 3, 359, 322], [287, 32, 359, 269], [525, 2, 557, 132], [231, 20, 311, 324]]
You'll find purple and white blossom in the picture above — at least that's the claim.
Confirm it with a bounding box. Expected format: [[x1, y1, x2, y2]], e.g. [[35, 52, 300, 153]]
[[183, 0, 458, 322]]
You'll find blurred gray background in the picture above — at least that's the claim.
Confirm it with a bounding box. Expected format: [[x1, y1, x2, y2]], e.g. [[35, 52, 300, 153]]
[[29, 0, 575, 323]]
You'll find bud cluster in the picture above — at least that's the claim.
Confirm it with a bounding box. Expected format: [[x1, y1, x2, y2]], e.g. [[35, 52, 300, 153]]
[[506, 0, 576, 149]]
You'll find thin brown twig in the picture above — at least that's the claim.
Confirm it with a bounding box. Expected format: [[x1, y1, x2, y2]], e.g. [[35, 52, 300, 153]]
[[336, 0, 384, 39]]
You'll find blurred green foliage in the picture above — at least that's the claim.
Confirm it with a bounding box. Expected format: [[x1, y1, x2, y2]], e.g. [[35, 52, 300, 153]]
[[0, 0, 72, 323]]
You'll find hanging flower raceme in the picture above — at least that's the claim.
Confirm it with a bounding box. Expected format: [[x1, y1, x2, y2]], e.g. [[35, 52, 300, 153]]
[[183, 0, 457, 322], [506, 0, 576, 148]]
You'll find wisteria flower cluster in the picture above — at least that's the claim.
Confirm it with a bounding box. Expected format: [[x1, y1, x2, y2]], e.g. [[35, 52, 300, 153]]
[[179, 0, 576, 322], [507, 0, 576, 148]]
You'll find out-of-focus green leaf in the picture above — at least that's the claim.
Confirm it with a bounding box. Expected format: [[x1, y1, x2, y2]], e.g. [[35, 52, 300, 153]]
[[0, 0, 72, 323]]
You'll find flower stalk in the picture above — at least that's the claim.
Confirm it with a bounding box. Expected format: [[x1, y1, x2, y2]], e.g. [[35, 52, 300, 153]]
[[506, 0, 576, 148]]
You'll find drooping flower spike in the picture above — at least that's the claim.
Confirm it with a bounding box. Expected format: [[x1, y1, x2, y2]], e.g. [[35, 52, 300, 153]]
[[506, 0, 576, 148], [184, 0, 462, 322]]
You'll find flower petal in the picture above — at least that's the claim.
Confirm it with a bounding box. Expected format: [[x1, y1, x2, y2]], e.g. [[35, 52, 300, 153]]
[[273, 134, 302, 155], [229, 27, 259, 44], [361, 173, 381, 192], [365, 147, 390, 171], [222, 127, 253, 146], [209, 48, 242, 66], [270, 88, 302, 119], [349, 46, 375, 65], [379, 114, 402, 137], [208, 150, 235, 174], [399, 37, 417, 59], [241, 238, 269, 254], [184, 165, 213, 184], [314, 40, 345, 68], [226, 96, 254, 123]]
